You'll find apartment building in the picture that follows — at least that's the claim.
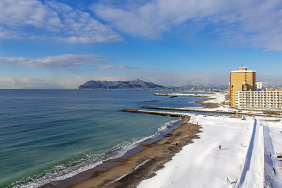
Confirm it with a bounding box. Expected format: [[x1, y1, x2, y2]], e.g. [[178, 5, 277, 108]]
[[235, 91, 282, 109]]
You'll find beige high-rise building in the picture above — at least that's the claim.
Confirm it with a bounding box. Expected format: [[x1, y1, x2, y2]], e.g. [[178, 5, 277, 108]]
[[229, 67, 256, 107]]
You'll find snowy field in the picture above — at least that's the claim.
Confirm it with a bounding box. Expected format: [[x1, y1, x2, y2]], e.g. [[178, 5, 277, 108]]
[[138, 93, 282, 188], [138, 115, 255, 188], [263, 119, 282, 188], [236, 118, 264, 188], [202, 92, 226, 104]]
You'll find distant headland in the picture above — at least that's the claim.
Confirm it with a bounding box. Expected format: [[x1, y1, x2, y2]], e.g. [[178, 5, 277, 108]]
[[78, 79, 166, 90]]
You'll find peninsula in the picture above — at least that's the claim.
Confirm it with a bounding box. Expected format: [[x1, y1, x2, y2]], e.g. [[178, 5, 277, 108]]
[[78, 79, 165, 90]]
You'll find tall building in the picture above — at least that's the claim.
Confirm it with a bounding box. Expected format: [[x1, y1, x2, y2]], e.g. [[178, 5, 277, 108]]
[[229, 67, 256, 107], [235, 91, 282, 109]]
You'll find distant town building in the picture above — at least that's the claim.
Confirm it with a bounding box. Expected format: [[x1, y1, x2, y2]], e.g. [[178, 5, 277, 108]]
[[255, 82, 263, 90], [265, 87, 282, 91], [229, 67, 256, 107], [235, 91, 282, 109]]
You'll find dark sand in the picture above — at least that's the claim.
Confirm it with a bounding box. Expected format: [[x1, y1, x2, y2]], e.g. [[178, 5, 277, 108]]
[[72, 116, 201, 188], [195, 100, 220, 108], [42, 116, 201, 188]]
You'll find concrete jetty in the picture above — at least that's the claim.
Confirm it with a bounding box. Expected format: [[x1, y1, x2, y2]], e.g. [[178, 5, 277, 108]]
[[154, 93, 210, 98], [121, 109, 186, 117], [122, 108, 282, 118], [141, 106, 237, 114]]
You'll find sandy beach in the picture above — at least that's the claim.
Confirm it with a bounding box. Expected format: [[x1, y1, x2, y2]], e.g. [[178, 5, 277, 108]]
[[71, 116, 201, 188], [195, 100, 220, 108], [36, 92, 282, 187], [39, 93, 225, 188], [41, 116, 201, 188]]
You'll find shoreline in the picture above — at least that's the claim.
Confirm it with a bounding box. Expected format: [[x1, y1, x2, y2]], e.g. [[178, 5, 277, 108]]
[[39, 95, 216, 188], [195, 99, 220, 108], [72, 116, 201, 188], [41, 116, 201, 188]]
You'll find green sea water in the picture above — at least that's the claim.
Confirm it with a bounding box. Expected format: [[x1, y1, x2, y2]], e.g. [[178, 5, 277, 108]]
[[0, 89, 203, 187]]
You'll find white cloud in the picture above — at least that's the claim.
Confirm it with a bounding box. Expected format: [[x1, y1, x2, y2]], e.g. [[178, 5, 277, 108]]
[[0, 0, 122, 43], [94, 64, 155, 70], [92, 0, 226, 38], [0, 76, 90, 89], [0, 54, 112, 67], [258, 75, 282, 87], [93, 0, 282, 50], [55, 76, 93, 89], [0, 27, 21, 39], [0, 77, 57, 89], [0, 76, 128, 89], [126, 71, 228, 86]]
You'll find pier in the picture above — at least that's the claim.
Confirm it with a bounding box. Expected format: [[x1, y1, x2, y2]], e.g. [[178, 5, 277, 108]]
[[121, 109, 187, 117], [154, 93, 210, 98], [141, 106, 237, 114], [122, 107, 282, 118]]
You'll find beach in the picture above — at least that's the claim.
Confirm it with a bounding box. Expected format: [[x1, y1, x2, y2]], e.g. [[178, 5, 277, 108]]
[[138, 115, 257, 188], [195, 100, 220, 108], [13, 91, 282, 187], [0, 90, 202, 187], [42, 116, 201, 188], [39, 92, 218, 188]]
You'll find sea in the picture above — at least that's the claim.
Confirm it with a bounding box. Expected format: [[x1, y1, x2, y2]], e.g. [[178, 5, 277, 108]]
[[0, 89, 204, 187]]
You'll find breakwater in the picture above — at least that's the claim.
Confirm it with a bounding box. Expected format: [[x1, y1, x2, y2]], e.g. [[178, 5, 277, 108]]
[[140, 106, 237, 114], [121, 109, 187, 117], [154, 93, 210, 97], [123, 107, 282, 118]]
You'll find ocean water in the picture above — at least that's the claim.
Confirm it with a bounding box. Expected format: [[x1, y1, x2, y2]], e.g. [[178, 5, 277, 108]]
[[0, 90, 203, 187]]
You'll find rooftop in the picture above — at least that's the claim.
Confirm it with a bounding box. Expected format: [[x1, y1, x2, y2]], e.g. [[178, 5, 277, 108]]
[[231, 67, 256, 73]]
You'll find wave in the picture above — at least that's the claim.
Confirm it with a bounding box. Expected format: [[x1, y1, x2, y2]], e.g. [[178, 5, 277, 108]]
[[10, 119, 182, 188]]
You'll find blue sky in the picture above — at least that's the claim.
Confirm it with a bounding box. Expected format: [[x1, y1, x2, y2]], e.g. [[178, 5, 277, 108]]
[[0, 0, 282, 88]]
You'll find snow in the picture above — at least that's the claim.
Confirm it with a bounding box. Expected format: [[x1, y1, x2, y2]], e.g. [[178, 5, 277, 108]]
[[231, 70, 256, 73], [236, 119, 264, 188], [200, 92, 238, 113], [137, 92, 282, 188], [202, 92, 226, 104], [138, 115, 255, 188], [176, 92, 238, 113], [177, 106, 237, 113], [263, 119, 282, 188]]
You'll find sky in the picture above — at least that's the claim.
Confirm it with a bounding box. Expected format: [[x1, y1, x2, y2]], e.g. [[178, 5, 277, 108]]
[[1, 0, 282, 89]]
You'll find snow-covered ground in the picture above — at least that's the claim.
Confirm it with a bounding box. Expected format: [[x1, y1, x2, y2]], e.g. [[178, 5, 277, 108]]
[[137, 92, 282, 188], [197, 92, 238, 113], [138, 115, 255, 188], [236, 119, 264, 188], [202, 92, 226, 104], [263, 119, 282, 188], [186, 106, 237, 113]]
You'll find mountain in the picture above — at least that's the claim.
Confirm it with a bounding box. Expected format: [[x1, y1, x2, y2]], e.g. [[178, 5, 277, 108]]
[[78, 79, 166, 90], [178, 84, 228, 90]]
